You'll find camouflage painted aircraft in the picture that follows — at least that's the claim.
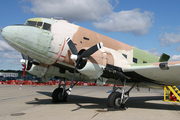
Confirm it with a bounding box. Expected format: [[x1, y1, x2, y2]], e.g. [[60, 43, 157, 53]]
[[1, 17, 180, 109]]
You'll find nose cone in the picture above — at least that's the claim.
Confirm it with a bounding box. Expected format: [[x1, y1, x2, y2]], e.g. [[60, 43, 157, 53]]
[[1, 26, 17, 43]]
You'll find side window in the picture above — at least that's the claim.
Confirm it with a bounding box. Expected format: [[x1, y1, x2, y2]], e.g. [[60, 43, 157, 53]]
[[43, 23, 51, 31], [143, 61, 147, 63], [122, 54, 127, 59], [133, 58, 138, 63], [26, 21, 37, 26]]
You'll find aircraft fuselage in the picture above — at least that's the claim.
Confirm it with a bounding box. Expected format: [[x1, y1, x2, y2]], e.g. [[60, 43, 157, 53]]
[[2, 17, 160, 85]]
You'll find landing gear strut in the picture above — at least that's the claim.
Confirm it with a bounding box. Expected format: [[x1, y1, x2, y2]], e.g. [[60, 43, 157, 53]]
[[52, 78, 78, 103], [107, 79, 136, 110]]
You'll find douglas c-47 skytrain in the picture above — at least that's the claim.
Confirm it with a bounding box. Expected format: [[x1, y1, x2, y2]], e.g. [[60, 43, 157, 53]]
[[1, 17, 180, 109]]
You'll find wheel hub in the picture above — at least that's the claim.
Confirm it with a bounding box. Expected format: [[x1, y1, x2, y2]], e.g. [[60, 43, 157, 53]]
[[58, 93, 64, 100], [115, 98, 121, 107]]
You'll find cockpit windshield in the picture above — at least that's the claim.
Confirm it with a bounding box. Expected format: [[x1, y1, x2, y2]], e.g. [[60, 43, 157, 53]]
[[25, 20, 51, 31]]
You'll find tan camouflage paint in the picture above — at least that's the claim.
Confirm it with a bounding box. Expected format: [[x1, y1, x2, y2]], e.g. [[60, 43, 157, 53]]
[[4, 17, 180, 85]]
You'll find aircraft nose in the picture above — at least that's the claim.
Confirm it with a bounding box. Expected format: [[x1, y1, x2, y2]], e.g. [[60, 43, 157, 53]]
[[1, 25, 17, 43]]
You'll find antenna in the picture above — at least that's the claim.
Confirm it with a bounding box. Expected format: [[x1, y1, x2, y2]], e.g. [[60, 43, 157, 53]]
[[51, 17, 66, 20]]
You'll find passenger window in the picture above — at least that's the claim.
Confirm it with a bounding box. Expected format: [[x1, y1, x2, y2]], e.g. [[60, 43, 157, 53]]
[[143, 61, 147, 63], [43, 23, 51, 31], [133, 58, 138, 63], [122, 54, 127, 59], [26, 21, 37, 26]]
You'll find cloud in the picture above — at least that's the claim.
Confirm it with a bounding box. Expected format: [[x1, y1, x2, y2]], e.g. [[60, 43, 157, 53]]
[[144, 48, 180, 61], [21, 0, 154, 35], [7, 59, 21, 65], [93, 9, 154, 35], [2, 51, 21, 59], [169, 55, 180, 61], [144, 48, 161, 57], [159, 32, 180, 46], [22, 0, 113, 22], [0, 40, 15, 51]]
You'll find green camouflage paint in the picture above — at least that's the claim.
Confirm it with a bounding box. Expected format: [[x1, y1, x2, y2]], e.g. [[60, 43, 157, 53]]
[[133, 47, 159, 64]]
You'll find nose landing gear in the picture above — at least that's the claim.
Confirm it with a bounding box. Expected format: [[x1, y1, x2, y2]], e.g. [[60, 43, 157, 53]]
[[52, 78, 78, 103], [52, 88, 68, 102]]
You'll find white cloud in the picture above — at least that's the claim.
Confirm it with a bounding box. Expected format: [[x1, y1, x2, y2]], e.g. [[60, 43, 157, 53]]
[[176, 46, 180, 51], [144, 48, 161, 57], [0, 40, 15, 51], [23, 0, 113, 22], [3, 51, 21, 59], [144, 48, 180, 62], [93, 9, 154, 35], [22, 0, 154, 35], [159, 32, 180, 46], [7, 60, 21, 65], [169, 55, 180, 61]]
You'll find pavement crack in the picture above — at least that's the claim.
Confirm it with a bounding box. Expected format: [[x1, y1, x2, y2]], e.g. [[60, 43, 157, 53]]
[[92, 112, 99, 119], [0, 94, 40, 103]]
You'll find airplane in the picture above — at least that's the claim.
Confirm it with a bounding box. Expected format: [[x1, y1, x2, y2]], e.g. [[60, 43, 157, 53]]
[[1, 17, 180, 109]]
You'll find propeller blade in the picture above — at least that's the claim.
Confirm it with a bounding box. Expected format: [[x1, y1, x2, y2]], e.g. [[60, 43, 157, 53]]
[[68, 60, 80, 95], [21, 54, 27, 59], [21, 54, 33, 61], [80, 42, 103, 58], [66, 37, 78, 55]]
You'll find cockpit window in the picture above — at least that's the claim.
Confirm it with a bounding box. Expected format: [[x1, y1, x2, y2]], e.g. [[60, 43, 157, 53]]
[[25, 21, 43, 28], [37, 22, 43, 27], [43, 23, 51, 31], [26, 21, 37, 26], [25, 21, 51, 31]]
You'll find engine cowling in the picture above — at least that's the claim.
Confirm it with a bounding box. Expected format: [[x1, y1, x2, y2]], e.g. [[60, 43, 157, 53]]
[[27, 64, 61, 82], [76, 49, 113, 79], [21, 59, 61, 82], [27, 64, 47, 77]]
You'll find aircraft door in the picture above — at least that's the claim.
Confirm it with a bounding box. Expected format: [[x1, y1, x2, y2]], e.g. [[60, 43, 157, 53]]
[[49, 34, 63, 54]]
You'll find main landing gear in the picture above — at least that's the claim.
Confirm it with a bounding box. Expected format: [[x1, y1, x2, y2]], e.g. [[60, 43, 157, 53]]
[[107, 79, 136, 110], [52, 78, 78, 103], [52, 78, 136, 110]]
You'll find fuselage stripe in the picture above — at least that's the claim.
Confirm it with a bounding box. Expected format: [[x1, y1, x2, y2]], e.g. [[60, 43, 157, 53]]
[[51, 39, 66, 65]]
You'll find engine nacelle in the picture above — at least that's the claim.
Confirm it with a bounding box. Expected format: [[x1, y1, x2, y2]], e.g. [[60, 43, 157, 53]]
[[28, 64, 47, 77], [27, 64, 60, 82], [77, 49, 114, 79], [78, 62, 104, 79]]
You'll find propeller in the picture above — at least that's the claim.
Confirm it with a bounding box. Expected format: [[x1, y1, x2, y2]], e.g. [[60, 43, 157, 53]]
[[21, 54, 39, 70], [66, 37, 103, 94]]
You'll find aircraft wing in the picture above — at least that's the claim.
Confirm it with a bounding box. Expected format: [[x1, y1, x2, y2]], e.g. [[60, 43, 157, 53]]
[[122, 61, 180, 85]]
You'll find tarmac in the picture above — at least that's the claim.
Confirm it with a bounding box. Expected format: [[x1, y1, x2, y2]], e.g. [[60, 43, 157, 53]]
[[0, 85, 180, 120]]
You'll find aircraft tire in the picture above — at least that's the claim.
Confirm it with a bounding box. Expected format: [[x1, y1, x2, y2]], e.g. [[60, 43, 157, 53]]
[[107, 92, 122, 108], [52, 88, 68, 103]]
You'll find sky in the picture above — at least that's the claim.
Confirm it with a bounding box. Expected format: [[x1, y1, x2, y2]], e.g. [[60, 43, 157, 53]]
[[1, 0, 180, 70]]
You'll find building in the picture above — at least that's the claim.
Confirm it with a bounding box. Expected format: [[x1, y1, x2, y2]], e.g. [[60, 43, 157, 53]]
[[0, 72, 18, 77]]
